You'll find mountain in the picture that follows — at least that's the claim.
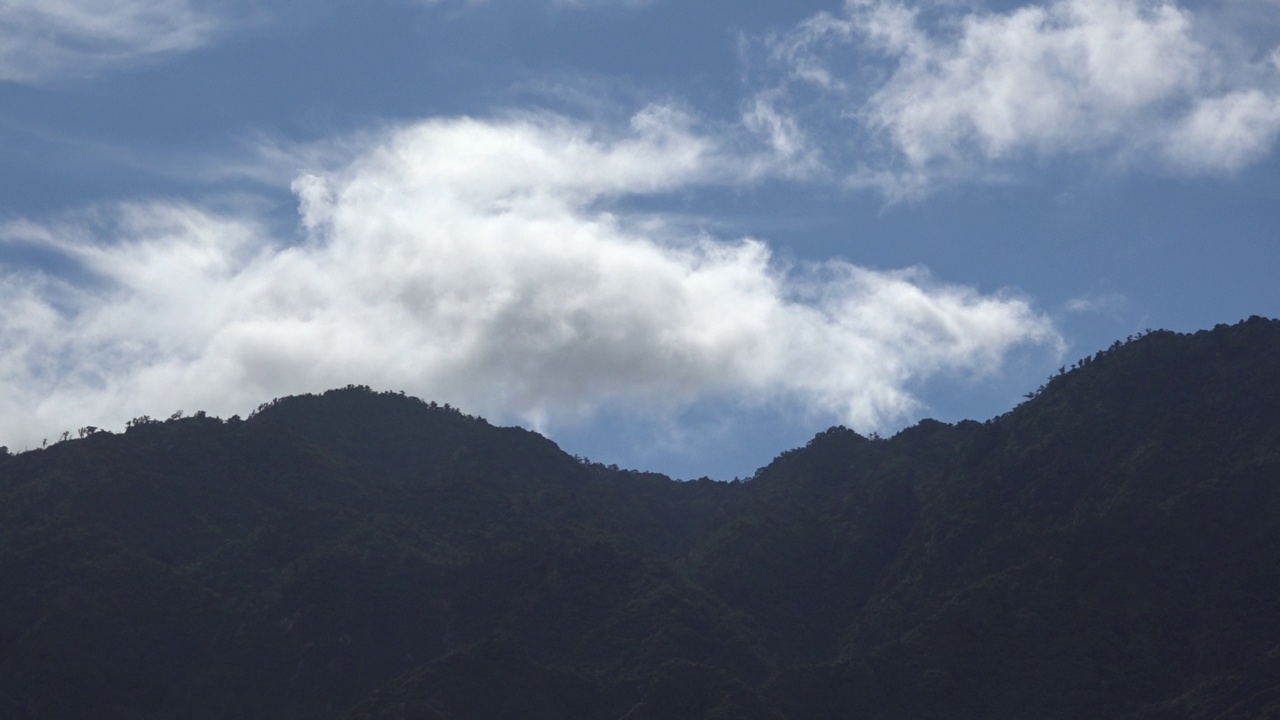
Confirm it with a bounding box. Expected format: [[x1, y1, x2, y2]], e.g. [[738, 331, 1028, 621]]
[[1, 316, 1278, 719]]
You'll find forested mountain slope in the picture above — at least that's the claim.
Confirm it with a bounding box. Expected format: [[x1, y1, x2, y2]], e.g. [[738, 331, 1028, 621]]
[[1, 317, 1278, 719]]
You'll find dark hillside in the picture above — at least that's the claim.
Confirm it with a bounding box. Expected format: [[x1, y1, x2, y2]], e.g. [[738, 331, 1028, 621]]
[[1, 317, 1278, 719], [749, 317, 1280, 718], [0, 392, 747, 718]]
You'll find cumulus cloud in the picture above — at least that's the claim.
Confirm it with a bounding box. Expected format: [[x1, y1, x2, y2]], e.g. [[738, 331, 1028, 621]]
[[1163, 85, 1280, 170], [0, 108, 1057, 449], [0, 0, 232, 82], [760, 0, 1280, 195]]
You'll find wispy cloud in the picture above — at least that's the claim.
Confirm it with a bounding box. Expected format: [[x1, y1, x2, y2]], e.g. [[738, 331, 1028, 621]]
[[1064, 292, 1128, 314], [0, 0, 235, 83], [0, 107, 1057, 448], [757, 0, 1280, 196]]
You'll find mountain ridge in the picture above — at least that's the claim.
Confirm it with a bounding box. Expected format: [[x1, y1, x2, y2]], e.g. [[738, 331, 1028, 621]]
[[1, 316, 1278, 719]]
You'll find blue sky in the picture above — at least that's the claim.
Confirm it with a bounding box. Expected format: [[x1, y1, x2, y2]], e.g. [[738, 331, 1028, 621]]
[[1, 0, 1277, 478]]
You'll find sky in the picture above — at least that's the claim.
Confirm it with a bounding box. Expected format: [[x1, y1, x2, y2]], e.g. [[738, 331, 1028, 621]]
[[0, 0, 1277, 479]]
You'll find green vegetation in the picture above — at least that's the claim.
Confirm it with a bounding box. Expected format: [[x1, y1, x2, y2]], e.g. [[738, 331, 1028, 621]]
[[2, 318, 1279, 719]]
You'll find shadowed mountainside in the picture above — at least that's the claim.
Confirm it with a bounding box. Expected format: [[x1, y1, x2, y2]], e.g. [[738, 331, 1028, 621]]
[[1, 316, 1278, 719]]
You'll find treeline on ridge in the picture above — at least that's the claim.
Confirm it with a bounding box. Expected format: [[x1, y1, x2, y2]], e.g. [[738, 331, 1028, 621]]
[[1, 317, 1279, 719]]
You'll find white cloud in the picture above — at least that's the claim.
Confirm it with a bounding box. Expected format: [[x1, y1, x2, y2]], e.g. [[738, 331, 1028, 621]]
[[0, 108, 1057, 449], [741, 93, 825, 178], [0, 0, 232, 82], [1163, 87, 1280, 171], [761, 0, 1280, 194]]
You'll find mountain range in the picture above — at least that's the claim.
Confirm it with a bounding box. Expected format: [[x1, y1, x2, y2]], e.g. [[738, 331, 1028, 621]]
[[2, 316, 1279, 719]]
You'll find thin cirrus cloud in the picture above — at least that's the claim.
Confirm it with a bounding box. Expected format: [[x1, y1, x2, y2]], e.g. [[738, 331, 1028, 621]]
[[760, 0, 1280, 195], [0, 0, 232, 82], [0, 107, 1057, 449]]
